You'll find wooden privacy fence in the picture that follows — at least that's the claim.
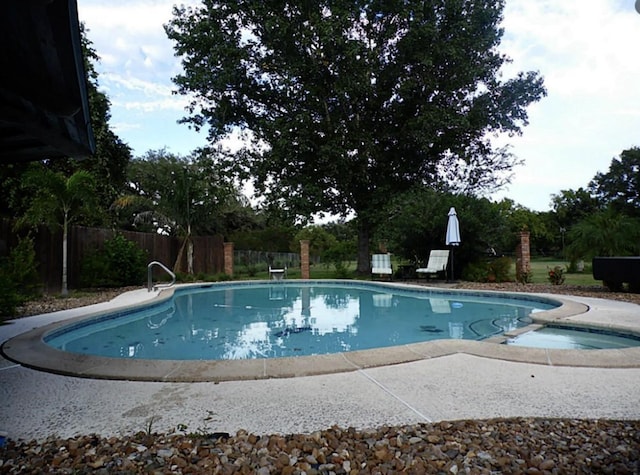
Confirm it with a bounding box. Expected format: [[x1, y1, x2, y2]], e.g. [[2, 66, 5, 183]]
[[0, 220, 224, 292]]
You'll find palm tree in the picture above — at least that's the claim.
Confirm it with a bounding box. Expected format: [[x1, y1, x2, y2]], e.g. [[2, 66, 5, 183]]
[[18, 167, 99, 295], [113, 151, 239, 274], [566, 208, 640, 260]]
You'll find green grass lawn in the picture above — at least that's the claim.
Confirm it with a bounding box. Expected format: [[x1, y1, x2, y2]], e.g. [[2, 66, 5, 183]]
[[528, 258, 598, 286]]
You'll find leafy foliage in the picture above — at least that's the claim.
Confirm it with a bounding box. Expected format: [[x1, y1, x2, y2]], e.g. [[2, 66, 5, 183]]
[[551, 187, 603, 229], [116, 150, 247, 236], [462, 257, 513, 283], [292, 226, 338, 257], [377, 188, 515, 274], [566, 208, 640, 259], [0, 236, 40, 318], [80, 234, 148, 287], [17, 166, 100, 295], [114, 149, 246, 273], [165, 0, 546, 272], [589, 147, 640, 218], [323, 240, 357, 278], [18, 167, 99, 232], [547, 265, 566, 285], [229, 225, 297, 252]]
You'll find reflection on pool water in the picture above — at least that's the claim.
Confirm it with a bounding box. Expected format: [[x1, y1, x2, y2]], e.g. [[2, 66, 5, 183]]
[[505, 326, 640, 350], [45, 282, 559, 360]]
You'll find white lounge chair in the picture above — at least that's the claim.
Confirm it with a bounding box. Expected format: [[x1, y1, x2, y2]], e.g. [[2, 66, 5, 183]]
[[371, 253, 393, 279], [416, 250, 449, 279], [269, 266, 287, 280]]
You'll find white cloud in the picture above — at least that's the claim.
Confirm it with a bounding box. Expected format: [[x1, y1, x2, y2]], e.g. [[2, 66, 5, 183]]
[[110, 122, 142, 133], [492, 0, 640, 210]]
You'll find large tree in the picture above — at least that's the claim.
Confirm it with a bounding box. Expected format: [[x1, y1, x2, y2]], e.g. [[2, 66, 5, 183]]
[[165, 0, 546, 272], [589, 147, 640, 218]]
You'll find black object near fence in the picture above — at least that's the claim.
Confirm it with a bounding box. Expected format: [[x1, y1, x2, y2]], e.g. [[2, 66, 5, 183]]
[[592, 256, 640, 293]]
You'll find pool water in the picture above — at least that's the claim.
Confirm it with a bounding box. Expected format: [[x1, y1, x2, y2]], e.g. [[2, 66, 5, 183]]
[[505, 326, 640, 350], [45, 283, 558, 360]]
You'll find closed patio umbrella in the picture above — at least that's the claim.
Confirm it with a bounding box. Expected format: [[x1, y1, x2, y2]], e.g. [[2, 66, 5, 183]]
[[445, 207, 461, 281]]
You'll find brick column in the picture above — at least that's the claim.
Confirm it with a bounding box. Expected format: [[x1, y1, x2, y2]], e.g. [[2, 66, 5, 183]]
[[300, 239, 310, 279], [515, 231, 531, 282], [223, 242, 234, 277]]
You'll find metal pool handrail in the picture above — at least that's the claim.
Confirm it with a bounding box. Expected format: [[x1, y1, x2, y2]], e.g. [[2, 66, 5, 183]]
[[147, 261, 176, 292]]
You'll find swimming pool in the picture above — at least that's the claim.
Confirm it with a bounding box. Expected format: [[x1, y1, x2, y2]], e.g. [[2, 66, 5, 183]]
[[505, 325, 640, 350], [44, 282, 559, 360]]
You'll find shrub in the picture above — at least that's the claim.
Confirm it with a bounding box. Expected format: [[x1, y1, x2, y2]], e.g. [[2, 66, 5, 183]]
[[176, 272, 196, 283], [0, 236, 40, 318], [517, 269, 534, 284], [486, 257, 513, 283], [0, 273, 22, 318], [462, 261, 489, 282], [547, 265, 566, 285], [462, 257, 513, 283], [322, 241, 355, 278], [81, 233, 148, 287]]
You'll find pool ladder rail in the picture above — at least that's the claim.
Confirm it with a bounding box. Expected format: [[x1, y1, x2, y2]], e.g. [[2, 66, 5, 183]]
[[147, 261, 176, 292]]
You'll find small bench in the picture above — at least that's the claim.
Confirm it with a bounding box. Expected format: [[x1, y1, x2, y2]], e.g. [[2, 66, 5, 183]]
[[592, 257, 640, 293]]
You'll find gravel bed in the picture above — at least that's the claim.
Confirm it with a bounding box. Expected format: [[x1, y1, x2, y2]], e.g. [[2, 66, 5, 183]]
[[4, 283, 640, 474], [1, 419, 638, 474]]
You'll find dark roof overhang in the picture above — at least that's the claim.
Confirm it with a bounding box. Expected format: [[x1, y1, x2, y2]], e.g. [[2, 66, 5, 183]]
[[0, 0, 95, 163]]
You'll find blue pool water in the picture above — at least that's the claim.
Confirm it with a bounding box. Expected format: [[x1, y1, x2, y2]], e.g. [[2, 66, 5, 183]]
[[505, 325, 640, 350], [45, 282, 559, 360]]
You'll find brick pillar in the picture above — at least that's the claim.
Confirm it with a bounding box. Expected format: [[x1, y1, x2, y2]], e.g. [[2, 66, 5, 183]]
[[300, 239, 310, 279], [223, 242, 234, 277], [515, 231, 531, 282]]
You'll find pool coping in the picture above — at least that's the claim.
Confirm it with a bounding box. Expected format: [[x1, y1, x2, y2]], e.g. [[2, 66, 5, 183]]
[[2, 280, 640, 382]]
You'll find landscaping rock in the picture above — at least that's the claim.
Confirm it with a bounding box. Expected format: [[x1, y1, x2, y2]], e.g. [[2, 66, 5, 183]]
[[0, 419, 638, 474]]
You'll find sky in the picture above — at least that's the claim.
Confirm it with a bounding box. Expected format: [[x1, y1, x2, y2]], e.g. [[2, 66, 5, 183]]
[[76, 0, 640, 212]]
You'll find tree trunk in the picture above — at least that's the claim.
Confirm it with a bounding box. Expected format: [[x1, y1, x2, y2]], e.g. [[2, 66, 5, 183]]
[[173, 226, 193, 274], [356, 220, 371, 275], [187, 238, 194, 274], [61, 213, 68, 296], [173, 236, 187, 274]]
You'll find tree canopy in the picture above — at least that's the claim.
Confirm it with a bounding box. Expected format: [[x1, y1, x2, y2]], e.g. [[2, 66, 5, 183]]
[[166, 0, 546, 272], [113, 149, 246, 272], [589, 147, 640, 218]]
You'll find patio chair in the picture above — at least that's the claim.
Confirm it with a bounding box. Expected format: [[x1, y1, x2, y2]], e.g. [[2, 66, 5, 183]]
[[416, 250, 449, 279], [371, 253, 393, 279], [269, 266, 287, 281]]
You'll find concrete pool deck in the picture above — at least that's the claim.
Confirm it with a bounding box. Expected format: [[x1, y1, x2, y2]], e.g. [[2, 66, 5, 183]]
[[1, 284, 639, 441]]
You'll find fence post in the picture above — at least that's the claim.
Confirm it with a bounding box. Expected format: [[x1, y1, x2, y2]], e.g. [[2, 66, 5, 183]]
[[300, 239, 310, 279], [515, 230, 531, 282], [224, 242, 234, 277]]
